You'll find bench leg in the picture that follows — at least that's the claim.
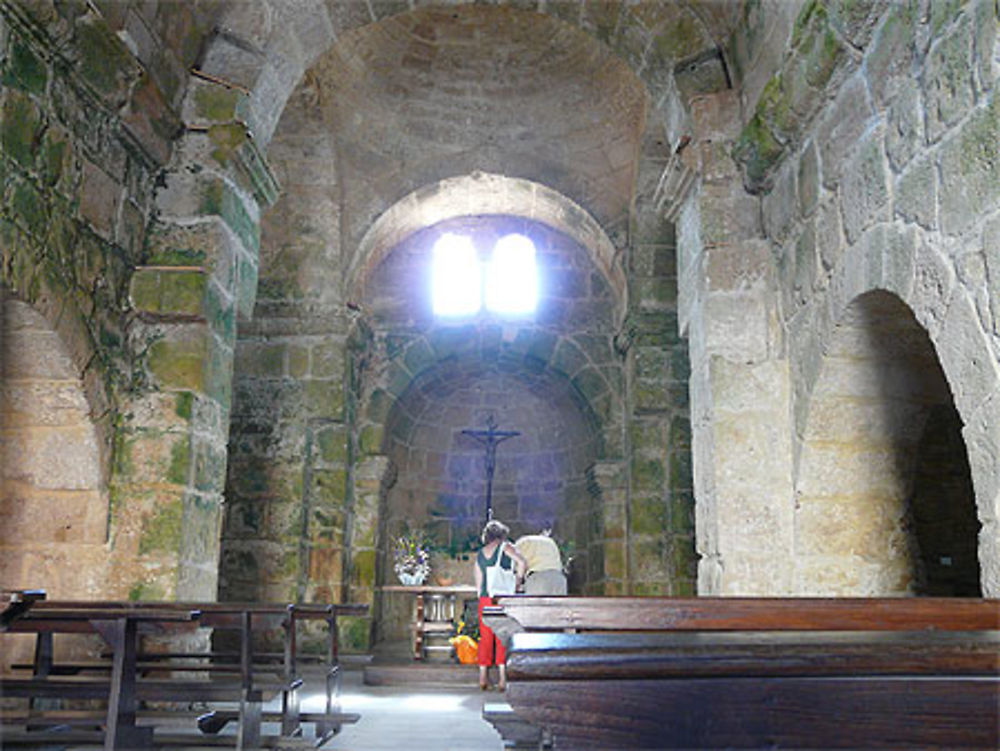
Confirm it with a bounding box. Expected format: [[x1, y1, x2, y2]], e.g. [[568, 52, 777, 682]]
[[315, 664, 342, 742], [281, 683, 301, 737], [236, 691, 262, 751], [98, 616, 153, 751]]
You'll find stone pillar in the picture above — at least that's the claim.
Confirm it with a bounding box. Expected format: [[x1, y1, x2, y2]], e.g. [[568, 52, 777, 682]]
[[349, 453, 385, 649], [115, 76, 277, 600], [621, 125, 696, 596], [680, 91, 795, 595], [589, 460, 628, 595]]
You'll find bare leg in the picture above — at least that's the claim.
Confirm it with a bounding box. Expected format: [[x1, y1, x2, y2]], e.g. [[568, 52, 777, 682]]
[[479, 665, 488, 690], [498, 664, 507, 691]]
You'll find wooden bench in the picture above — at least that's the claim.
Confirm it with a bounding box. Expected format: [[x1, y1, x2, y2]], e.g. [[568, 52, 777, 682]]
[[2, 604, 202, 749], [483, 596, 1000, 749], [1, 599, 368, 749]]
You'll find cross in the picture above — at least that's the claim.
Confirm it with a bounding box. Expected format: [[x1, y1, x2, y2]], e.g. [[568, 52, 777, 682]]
[[461, 415, 521, 522]]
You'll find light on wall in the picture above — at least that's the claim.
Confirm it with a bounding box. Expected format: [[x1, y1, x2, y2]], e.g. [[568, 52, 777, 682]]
[[432, 232, 537, 317]]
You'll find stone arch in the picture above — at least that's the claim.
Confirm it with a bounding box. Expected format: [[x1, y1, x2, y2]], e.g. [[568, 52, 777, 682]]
[[792, 229, 1000, 595], [372, 348, 607, 643], [0, 290, 111, 606], [794, 290, 978, 595], [199, 1, 736, 151], [348, 173, 627, 323]]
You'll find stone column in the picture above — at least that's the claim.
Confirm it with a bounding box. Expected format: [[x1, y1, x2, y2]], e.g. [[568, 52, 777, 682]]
[[621, 125, 696, 596], [588, 460, 628, 595], [680, 91, 795, 595], [114, 77, 277, 600]]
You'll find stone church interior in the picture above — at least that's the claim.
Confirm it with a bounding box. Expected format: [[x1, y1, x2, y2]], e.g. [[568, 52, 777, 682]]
[[1, 0, 999, 748]]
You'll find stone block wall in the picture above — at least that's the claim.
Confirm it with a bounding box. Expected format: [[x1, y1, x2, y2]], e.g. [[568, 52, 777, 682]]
[[0, 296, 107, 601], [695, 0, 1000, 595], [0, 1, 224, 602]]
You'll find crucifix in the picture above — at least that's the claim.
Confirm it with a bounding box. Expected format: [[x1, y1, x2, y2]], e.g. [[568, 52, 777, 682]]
[[461, 415, 521, 522]]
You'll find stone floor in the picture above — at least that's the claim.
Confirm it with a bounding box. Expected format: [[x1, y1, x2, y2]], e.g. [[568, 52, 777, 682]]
[[314, 667, 504, 750]]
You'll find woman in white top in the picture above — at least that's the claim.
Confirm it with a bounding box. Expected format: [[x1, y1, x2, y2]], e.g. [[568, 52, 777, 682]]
[[473, 519, 526, 690]]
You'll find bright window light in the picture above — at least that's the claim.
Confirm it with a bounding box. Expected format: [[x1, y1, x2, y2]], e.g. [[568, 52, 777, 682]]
[[432, 233, 481, 316], [485, 233, 537, 315]]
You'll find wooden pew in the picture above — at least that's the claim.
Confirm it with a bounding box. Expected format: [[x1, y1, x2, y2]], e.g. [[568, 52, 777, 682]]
[[2, 604, 201, 749], [484, 596, 1000, 750], [1, 600, 368, 749]]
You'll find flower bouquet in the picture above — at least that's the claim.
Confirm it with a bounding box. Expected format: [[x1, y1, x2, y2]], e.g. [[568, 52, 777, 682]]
[[393, 533, 431, 586]]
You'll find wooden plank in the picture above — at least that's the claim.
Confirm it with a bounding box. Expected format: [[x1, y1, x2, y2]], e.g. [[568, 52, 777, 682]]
[[507, 676, 1000, 749], [490, 596, 1000, 631], [0, 677, 284, 702], [505, 630, 1000, 680]]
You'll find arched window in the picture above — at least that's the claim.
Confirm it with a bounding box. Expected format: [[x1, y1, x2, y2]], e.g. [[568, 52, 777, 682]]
[[431, 232, 537, 317]]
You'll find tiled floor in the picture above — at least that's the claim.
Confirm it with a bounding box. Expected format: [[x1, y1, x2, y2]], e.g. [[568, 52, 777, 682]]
[[313, 668, 504, 750]]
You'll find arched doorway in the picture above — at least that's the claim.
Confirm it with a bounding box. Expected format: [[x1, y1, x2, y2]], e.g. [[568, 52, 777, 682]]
[[794, 291, 980, 594]]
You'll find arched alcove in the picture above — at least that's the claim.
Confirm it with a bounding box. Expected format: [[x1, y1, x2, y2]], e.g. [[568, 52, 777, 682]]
[[794, 291, 980, 595], [375, 357, 603, 643], [359, 212, 620, 645], [0, 292, 110, 666]]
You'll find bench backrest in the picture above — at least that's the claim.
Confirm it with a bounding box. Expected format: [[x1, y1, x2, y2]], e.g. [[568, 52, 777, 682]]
[[490, 595, 1000, 631]]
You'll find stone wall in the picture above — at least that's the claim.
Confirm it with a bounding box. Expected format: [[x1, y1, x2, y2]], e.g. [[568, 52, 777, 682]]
[[691, 0, 1000, 596], [0, 1, 229, 602]]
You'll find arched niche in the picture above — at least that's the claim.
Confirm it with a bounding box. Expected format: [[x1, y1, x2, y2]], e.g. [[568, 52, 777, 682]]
[[356, 213, 623, 645], [0, 291, 110, 666], [794, 291, 980, 595], [375, 356, 603, 644]]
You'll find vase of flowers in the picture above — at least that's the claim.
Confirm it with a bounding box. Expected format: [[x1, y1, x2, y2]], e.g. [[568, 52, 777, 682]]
[[393, 533, 430, 586]]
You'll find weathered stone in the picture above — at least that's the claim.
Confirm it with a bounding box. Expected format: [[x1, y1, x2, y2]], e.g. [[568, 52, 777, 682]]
[[704, 291, 770, 364], [939, 92, 1000, 237], [2, 37, 47, 94], [138, 496, 183, 555], [147, 331, 208, 391], [973, 0, 998, 96], [798, 140, 820, 216], [731, 113, 784, 193], [130, 267, 207, 317], [829, 0, 889, 49], [817, 75, 875, 189], [1, 89, 42, 170], [924, 14, 977, 143], [74, 15, 141, 105], [894, 154, 938, 230], [762, 158, 799, 246], [984, 216, 1000, 336], [865, 1, 917, 108], [122, 72, 180, 166], [840, 125, 890, 244], [937, 291, 1000, 420], [886, 78, 924, 171]]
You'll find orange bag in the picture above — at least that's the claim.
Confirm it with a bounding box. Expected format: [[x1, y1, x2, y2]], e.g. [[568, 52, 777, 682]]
[[451, 634, 478, 664]]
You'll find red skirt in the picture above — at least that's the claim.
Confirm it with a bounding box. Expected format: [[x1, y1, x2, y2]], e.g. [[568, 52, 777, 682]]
[[477, 596, 506, 666]]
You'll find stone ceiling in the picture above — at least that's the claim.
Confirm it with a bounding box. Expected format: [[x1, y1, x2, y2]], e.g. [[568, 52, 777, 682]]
[[303, 4, 648, 257]]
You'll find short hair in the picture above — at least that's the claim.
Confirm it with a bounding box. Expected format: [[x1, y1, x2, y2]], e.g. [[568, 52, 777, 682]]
[[481, 519, 509, 545]]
